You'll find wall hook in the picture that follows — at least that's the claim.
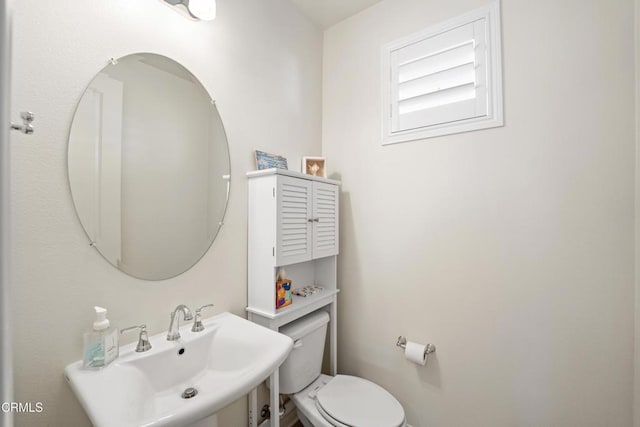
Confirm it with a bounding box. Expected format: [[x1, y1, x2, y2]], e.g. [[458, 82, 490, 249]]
[[10, 111, 35, 134]]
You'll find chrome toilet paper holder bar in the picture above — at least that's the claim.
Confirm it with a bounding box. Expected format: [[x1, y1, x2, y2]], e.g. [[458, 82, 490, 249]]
[[396, 336, 436, 356]]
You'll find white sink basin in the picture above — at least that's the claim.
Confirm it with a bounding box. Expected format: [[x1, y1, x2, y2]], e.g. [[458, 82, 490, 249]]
[[65, 312, 293, 427]]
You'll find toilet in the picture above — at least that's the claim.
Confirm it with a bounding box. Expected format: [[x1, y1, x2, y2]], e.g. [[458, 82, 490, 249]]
[[277, 310, 406, 427]]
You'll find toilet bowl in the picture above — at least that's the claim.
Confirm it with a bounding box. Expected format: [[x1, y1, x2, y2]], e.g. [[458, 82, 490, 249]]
[[277, 311, 406, 427], [291, 374, 405, 427]]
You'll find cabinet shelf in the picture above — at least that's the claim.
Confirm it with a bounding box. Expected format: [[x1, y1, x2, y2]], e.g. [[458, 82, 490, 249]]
[[247, 289, 339, 327], [274, 253, 335, 268], [246, 168, 341, 186]]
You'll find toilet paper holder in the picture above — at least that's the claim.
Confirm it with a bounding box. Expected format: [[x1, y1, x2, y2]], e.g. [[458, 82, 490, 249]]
[[396, 336, 436, 356]]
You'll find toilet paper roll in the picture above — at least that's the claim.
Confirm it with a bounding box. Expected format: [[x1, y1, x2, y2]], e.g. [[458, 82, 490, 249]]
[[405, 341, 428, 366]]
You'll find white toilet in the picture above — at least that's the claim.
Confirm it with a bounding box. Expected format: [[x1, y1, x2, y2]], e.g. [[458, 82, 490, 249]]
[[277, 311, 406, 427]]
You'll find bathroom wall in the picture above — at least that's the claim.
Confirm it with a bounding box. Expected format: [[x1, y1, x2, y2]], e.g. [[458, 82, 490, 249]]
[[635, 0, 640, 424], [0, 0, 13, 425], [9, 0, 322, 425], [323, 0, 635, 426]]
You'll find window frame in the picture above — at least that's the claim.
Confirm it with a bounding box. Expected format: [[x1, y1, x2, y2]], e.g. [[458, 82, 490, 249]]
[[381, 0, 503, 145]]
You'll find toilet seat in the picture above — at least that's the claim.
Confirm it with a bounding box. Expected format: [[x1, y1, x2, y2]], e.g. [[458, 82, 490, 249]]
[[314, 375, 405, 427], [315, 403, 351, 427]]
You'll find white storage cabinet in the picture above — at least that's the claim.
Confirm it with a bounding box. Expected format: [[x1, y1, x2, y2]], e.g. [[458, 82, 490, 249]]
[[246, 168, 340, 427]]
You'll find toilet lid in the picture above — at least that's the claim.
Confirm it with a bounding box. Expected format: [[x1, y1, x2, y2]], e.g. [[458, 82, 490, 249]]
[[315, 375, 405, 427]]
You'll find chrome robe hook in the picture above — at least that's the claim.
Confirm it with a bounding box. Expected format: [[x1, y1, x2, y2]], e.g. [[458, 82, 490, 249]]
[[11, 111, 34, 134]]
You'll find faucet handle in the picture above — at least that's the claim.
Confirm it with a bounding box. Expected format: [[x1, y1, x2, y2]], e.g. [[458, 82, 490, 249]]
[[192, 304, 214, 332], [121, 324, 152, 352]]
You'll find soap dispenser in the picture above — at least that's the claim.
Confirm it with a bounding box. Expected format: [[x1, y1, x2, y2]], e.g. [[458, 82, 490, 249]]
[[83, 306, 119, 369]]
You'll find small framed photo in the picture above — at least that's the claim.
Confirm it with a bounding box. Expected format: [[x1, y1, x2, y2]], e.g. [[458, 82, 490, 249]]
[[302, 156, 326, 178], [255, 150, 288, 170]]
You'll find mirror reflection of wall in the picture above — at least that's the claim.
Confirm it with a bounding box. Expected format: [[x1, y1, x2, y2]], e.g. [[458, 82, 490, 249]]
[[68, 53, 231, 280]]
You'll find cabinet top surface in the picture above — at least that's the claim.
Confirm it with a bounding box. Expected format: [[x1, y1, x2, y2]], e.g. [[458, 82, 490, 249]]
[[246, 289, 339, 321], [247, 168, 341, 185]]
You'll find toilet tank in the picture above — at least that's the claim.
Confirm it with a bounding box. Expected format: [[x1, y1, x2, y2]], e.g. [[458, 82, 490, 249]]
[[277, 310, 329, 394]]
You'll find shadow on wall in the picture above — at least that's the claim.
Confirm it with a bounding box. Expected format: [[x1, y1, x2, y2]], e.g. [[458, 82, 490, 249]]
[[331, 177, 443, 426], [332, 186, 363, 377]]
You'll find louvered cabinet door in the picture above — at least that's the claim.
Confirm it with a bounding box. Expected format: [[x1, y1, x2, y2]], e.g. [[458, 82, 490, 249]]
[[276, 175, 313, 266], [312, 182, 339, 259]]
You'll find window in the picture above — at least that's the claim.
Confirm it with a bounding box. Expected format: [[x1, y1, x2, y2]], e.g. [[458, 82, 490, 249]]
[[382, 1, 503, 145]]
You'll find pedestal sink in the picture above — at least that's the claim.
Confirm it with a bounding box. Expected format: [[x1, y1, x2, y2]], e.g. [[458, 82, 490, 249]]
[[65, 312, 293, 427]]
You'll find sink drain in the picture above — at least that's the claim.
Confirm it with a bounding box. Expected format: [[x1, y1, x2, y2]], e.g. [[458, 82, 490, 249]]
[[182, 387, 198, 399]]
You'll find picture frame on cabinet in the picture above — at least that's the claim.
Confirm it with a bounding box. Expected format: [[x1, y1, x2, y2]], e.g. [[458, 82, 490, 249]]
[[302, 156, 326, 177], [255, 150, 288, 170]]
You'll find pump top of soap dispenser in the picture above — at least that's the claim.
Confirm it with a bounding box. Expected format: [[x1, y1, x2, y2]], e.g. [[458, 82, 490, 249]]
[[93, 306, 110, 331]]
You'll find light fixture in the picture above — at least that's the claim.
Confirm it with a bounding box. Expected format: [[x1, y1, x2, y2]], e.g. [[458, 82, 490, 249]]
[[163, 0, 216, 21]]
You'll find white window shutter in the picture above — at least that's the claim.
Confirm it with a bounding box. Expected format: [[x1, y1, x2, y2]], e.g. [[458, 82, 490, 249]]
[[382, 1, 503, 144]]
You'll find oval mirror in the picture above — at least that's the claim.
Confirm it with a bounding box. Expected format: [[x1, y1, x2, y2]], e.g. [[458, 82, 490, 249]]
[[68, 53, 230, 280]]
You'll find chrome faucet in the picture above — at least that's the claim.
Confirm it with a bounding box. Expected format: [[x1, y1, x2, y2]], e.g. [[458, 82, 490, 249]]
[[121, 324, 152, 352], [191, 304, 214, 332], [167, 305, 194, 341]]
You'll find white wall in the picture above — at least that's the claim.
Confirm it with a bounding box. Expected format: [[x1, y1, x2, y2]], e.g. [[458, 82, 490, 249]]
[[9, 0, 322, 425], [635, 0, 640, 424], [323, 0, 635, 426], [0, 0, 13, 425]]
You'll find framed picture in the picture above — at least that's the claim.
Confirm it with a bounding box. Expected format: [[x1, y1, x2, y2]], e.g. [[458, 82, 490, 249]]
[[255, 150, 288, 170], [302, 156, 326, 178]]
